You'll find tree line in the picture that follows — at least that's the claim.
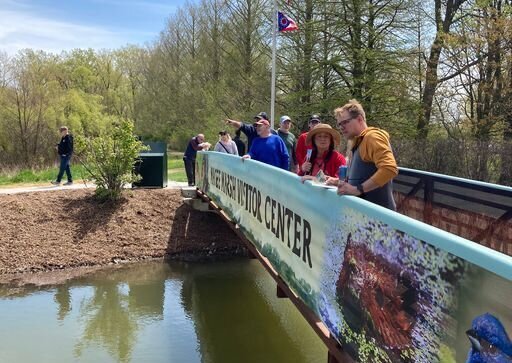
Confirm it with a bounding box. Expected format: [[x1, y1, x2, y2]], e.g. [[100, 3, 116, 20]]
[[1, 0, 511, 185]]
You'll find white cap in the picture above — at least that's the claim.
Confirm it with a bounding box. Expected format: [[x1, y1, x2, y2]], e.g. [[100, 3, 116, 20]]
[[280, 115, 292, 124]]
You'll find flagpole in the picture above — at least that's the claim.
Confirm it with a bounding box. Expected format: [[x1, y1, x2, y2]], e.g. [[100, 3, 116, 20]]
[[270, 0, 277, 129]]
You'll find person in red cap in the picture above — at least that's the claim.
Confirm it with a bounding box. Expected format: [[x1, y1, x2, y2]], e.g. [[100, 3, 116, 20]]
[[295, 114, 321, 172], [241, 118, 289, 170], [225, 112, 277, 152]]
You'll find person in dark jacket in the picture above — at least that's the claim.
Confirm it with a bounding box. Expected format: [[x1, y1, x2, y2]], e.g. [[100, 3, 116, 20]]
[[233, 129, 246, 156], [51, 126, 74, 186], [183, 134, 211, 186], [277, 115, 298, 172]]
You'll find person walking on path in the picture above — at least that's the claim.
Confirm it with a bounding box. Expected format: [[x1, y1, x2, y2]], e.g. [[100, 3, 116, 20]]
[[241, 119, 289, 170], [214, 131, 239, 155], [277, 115, 298, 173], [335, 99, 398, 210], [51, 126, 74, 186], [183, 134, 211, 186]]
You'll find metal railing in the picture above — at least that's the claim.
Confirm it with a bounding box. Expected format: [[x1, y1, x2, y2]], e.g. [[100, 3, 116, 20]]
[[394, 167, 512, 256]]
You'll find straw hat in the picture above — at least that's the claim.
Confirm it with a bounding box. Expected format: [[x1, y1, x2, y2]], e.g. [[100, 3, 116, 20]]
[[306, 123, 341, 147]]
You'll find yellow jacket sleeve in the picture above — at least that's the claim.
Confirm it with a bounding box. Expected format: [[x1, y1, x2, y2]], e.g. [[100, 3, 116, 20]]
[[358, 128, 398, 187]]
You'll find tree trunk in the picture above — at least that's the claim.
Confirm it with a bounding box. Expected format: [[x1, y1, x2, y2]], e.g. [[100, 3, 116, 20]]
[[351, 0, 364, 100], [418, 0, 467, 139], [301, 0, 314, 106]]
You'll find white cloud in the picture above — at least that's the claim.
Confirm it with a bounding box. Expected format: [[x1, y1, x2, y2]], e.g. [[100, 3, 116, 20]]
[[0, 9, 153, 55]]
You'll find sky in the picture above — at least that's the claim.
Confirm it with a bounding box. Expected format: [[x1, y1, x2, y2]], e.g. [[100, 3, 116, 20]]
[[0, 0, 182, 55]]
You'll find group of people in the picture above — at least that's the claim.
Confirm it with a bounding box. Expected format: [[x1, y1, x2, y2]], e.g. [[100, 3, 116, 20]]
[[183, 99, 398, 210]]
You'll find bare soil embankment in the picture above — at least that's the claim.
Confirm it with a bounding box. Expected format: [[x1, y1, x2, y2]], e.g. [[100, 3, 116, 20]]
[[0, 188, 245, 284]]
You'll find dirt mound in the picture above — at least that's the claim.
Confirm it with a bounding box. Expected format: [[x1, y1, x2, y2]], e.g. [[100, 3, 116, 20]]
[[0, 188, 244, 280]]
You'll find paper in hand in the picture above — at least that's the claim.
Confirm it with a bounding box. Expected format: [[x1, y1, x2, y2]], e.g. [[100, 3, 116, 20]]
[[315, 170, 326, 183]]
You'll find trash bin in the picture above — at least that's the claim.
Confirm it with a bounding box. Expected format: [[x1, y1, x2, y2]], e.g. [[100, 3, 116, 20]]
[[133, 142, 168, 188]]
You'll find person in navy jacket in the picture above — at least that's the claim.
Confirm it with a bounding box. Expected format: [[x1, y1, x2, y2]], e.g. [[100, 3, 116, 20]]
[[51, 126, 74, 186], [183, 134, 211, 186]]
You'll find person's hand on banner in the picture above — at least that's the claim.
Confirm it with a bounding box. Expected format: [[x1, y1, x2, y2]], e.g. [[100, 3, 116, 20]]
[[325, 176, 339, 186], [337, 181, 362, 196]]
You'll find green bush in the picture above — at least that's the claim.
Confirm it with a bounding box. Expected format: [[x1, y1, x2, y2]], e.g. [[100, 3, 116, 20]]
[[75, 119, 148, 200]]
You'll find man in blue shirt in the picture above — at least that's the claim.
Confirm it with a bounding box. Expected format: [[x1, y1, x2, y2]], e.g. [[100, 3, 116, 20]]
[[225, 112, 277, 152], [241, 119, 289, 170]]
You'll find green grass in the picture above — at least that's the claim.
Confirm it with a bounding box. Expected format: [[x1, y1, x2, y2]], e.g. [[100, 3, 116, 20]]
[[0, 164, 89, 186], [168, 169, 187, 182], [0, 153, 188, 186], [168, 151, 183, 160], [167, 153, 187, 182], [168, 158, 184, 169]]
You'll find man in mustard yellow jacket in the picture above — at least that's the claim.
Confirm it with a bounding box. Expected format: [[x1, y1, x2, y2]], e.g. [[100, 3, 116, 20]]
[[334, 99, 398, 210]]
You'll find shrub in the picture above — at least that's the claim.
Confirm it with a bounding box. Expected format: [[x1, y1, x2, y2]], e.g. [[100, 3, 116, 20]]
[[75, 119, 148, 200]]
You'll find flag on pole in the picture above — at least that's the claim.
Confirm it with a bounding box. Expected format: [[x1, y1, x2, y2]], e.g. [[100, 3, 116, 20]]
[[278, 11, 298, 32]]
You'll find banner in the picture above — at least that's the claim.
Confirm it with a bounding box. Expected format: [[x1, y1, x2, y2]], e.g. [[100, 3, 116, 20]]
[[196, 152, 512, 363]]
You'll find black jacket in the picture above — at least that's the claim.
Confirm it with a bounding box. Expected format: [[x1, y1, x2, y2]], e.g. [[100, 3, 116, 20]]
[[57, 134, 74, 156]]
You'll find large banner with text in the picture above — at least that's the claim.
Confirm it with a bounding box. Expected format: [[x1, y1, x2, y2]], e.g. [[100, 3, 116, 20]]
[[196, 152, 512, 363]]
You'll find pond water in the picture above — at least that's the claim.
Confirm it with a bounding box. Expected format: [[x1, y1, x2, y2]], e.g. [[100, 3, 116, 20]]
[[0, 259, 326, 363]]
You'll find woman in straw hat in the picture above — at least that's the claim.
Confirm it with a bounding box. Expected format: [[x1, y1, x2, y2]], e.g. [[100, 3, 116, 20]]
[[298, 123, 346, 181]]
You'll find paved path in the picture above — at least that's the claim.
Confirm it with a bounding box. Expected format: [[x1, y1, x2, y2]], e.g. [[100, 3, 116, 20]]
[[0, 180, 188, 195]]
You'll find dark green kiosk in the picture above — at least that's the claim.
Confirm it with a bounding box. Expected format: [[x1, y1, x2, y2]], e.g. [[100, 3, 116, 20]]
[[133, 141, 168, 188]]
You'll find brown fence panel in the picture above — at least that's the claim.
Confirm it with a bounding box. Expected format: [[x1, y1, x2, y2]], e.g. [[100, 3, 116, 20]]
[[394, 168, 512, 256]]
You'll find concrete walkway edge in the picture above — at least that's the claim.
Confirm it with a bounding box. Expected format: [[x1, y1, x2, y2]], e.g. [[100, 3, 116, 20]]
[[0, 180, 188, 195]]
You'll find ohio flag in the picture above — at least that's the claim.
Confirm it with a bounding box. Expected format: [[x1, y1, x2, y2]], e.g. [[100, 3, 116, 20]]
[[278, 12, 298, 32]]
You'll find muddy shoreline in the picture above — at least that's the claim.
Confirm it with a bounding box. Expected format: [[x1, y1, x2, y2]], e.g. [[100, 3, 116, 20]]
[[0, 188, 246, 286]]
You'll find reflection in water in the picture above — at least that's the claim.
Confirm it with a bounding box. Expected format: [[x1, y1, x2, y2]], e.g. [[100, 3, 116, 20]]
[[179, 261, 325, 363], [74, 282, 138, 363], [54, 285, 71, 321], [0, 260, 325, 363], [71, 263, 169, 362]]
